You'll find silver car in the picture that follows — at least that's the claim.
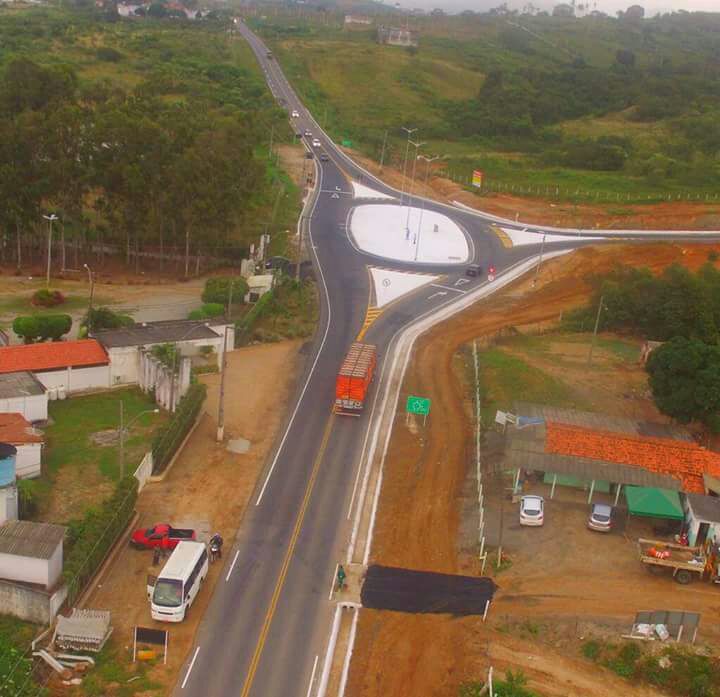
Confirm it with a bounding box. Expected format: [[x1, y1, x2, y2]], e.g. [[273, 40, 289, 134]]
[[519, 495, 544, 527], [587, 503, 613, 532]]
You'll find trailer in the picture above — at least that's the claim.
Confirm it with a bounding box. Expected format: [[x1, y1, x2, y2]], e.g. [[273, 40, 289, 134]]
[[335, 342, 377, 415], [638, 538, 708, 584]]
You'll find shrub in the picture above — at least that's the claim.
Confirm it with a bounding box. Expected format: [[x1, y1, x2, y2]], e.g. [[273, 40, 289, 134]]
[[83, 306, 134, 331], [151, 383, 206, 473], [12, 314, 72, 342], [31, 288, 65, 307], [17, 479, 39, 519], [63, 475, 138, 606], [188, 302, 225, 320], [582, 640, 602, 660], [202, 277, 248, 306], [96, 46, 123, 62]]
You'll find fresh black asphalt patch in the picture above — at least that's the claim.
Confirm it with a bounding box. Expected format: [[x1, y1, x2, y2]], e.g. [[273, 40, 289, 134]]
[[361, 565, 497, 616]]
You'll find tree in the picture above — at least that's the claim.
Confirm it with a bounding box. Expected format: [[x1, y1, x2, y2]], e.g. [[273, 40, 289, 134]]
[[13, 316, 42, 344], [615, 49, 636, 68], [82, 307, 134, 332], [12, 314, 72, 342], [201, 277, 249, 306], [646, 337, 720, 431]]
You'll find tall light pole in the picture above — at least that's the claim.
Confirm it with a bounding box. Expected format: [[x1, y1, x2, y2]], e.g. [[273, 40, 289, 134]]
[[379, 130, 388, 173], [399, 126, 417, 208], [119, 404, 160, 480], [405, 139, 425, 234], [532, 233, 547, 288], [83, 263, 95, 331], [217, 280, 234, 442], [415, 154, 440, 259], [42, 214, 58, 289]]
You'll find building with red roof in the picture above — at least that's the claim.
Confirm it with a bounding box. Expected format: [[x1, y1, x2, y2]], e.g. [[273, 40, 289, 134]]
[[0, 340, 110, 395], [0, 412, 43, 479]]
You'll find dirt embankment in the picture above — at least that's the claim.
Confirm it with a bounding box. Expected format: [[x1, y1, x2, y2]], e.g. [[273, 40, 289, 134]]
[[346, 242, 718, 697], [345, 148, 720, 231]]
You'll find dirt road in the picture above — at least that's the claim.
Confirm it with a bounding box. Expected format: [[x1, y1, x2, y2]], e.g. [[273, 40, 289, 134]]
[[74, 340, 305, 696], [346, 242, 719, 697]]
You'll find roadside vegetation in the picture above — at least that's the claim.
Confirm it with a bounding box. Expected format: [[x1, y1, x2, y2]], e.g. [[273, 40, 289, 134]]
[[564, 254, 720, 431], [461, 670, 541, 696], [257, 11, 720, 201], [0, 6, 299, 276], [582, 640, 720, 697], [0, 616, 41, 697]]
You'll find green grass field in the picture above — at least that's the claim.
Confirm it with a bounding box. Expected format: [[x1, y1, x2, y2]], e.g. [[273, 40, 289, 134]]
[[257, 12, 720, 201]]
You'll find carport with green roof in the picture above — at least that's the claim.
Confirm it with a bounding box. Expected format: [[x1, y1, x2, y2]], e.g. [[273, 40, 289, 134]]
[[624, 486, 684, 520]]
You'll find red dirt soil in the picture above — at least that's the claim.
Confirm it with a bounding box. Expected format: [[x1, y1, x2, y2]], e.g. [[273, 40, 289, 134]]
[[346, 242, 720, 697]]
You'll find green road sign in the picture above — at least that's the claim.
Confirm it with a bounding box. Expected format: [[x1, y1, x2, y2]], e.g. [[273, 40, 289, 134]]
[[406, 395, 431, 416], [342, 139, 353, 147]]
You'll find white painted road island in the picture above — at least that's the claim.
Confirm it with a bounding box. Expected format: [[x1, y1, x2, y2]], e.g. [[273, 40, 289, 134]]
[[349, 204, 470, 264]]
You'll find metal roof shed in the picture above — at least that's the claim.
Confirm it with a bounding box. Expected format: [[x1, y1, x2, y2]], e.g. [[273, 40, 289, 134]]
[[625, 486, 684, 520]]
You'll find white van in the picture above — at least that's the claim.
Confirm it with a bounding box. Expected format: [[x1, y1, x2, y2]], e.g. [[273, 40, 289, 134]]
[[149, 541, 208, 622]]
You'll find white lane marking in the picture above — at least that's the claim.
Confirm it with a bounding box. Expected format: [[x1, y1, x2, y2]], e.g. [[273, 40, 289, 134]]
[[255, 154, 329, 506], [181, 646, 200, 689], [225, 550, 240, 582], [430, 283, 467, 294], [328, 563, 339, 600], [306, 655, 319, 697]]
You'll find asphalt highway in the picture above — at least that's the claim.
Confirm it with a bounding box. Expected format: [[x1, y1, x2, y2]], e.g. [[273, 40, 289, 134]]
[[173, 21, 719, 697]]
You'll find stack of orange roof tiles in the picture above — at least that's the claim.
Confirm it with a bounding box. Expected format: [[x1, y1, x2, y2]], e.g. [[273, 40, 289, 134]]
[[545, 422, 720, 494]]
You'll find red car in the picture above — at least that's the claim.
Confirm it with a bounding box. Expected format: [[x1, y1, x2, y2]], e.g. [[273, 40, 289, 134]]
[[130, 523, 196, 551]]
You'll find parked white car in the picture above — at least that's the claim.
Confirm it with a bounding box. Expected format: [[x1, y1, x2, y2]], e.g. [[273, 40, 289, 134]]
[[519, 495, 544, 526]]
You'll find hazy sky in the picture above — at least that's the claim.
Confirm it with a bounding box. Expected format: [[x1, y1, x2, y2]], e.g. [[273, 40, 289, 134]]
[[396, 0, 719, 16]]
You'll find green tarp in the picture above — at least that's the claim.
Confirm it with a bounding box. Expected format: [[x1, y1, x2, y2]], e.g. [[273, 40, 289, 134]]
[[625, 486, 684, 520], [542, 472, 611, 493]]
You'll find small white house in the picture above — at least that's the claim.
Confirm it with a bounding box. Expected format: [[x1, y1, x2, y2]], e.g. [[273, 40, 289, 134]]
[[245, 275, 274, 303], [0, 372, 47, 423], [683, 493, 720, 547], [0, 520, 65, 589], [0, 413, 42, 479], [92, 319, 235, 386], [0, 340, 110, 395]]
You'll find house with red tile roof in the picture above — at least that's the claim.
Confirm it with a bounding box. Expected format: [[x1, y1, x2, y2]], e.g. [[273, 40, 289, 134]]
[[0, 413, 43, 479], [0, 340, 110, 395]]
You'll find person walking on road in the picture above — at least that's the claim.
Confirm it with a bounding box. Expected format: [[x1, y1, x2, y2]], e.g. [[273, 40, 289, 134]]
[[336, 564, 346, 592]]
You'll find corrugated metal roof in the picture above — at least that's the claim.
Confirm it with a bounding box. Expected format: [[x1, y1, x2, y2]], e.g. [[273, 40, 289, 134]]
[[0, 372, 45, 400], [515, 402, 692, 441], [92, 320, 222, 348], [686, 493, 720, 524], [0, 521, 65, 560]]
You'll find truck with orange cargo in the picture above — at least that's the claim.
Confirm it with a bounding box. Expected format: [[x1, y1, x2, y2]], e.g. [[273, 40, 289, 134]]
[[335, 342, 377, 415]]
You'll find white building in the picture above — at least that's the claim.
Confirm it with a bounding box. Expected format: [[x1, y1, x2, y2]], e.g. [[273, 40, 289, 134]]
[[683, 493, 720, 547], [0, 340, 110, 395], [92, 319, 235, 387], [0, 520, 65, 589], [0, 414, 42, 479], [245, 275, 274, 303], [0, 372, 47, 423]]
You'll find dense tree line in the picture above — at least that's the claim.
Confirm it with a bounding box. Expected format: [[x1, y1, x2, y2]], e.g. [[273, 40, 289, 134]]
[[565, 259, 720, 430], [0, 11, 288, 276]]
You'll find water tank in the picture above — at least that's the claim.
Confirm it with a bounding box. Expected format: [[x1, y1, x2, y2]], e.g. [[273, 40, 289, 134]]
[[0, 443, 17, 488]]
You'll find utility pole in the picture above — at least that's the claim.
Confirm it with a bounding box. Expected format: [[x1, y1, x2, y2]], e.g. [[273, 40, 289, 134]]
[[587, 294, 605, 366], [119, 400, 124, 480], [379, 130, 388, 172], [84, 264, 94, 331], [42, 214, 58, 289], [405, 139, 425, 234], [296, 215, 304, 283], [217, 280, 233, 442], [532, 233, 547, 288], [497, 478, 504, 568], [399, 126, 417, 207]]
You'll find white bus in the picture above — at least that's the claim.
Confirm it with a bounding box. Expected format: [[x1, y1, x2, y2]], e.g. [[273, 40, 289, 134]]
[[149, 541, 208, 622]]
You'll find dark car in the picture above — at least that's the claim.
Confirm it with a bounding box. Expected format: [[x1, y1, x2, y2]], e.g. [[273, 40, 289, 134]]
[[465, 264, 483, 277], [320, 153, 329, 162], [264, 256, 291, 271]]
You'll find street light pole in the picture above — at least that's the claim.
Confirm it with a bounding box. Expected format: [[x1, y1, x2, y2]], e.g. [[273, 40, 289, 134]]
[[42, 214, 58, 290], [379, 130, 388, 173], [415, 154, 440, 260], [532, 233, 546, 288], [217, 280, 234, 442], [83, 263, 95, 331], [587, 294, 605, 366], [399, 126, 417, 208], [405, 139, 425, 234], [119, 405, 160, 479]]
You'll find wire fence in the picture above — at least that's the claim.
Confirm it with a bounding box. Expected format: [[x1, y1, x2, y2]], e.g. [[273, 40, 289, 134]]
[[473, 341, 489, 576], [442, 170, 720, 205]]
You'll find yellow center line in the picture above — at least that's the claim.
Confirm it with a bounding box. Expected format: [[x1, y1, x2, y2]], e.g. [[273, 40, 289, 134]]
[[239, 415, 335, 697]]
